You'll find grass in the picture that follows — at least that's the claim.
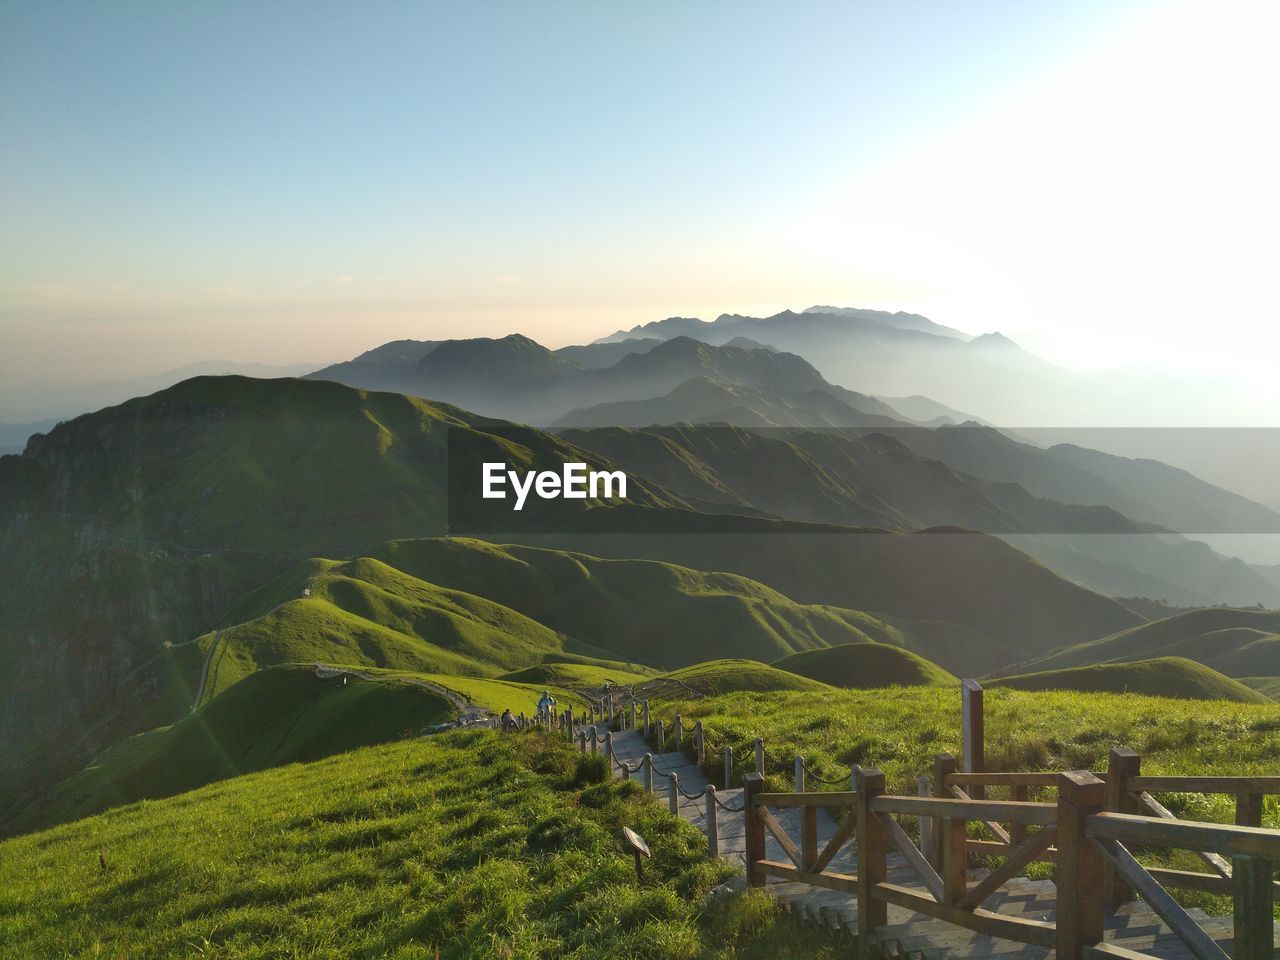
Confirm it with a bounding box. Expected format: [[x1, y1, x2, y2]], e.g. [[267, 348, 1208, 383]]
[[651, 685, 1280, 918], [651, 660, 830, 696], [651, 686, 1280, 819], [0, 730, 850, 960], [193, 538, 929, 707], [1004, 607, 1280, 679], [498, 661, 656, 687], [987, 657, 1270, 703], [1242, 676, 1280, 699], [774, 642, 956, 689], [366, 537, 912, 669], [11, 665, 596, 835]]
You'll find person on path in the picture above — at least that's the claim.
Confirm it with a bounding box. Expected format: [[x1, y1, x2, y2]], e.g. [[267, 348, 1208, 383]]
[[500, 708, 515, 732], [536, 689, 556, 719]]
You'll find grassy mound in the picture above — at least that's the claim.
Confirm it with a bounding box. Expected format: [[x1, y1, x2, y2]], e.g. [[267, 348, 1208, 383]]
[[986, 657, 1270, 704], [498, 661, 655, 688], [15, 666, 594, 834], [773, 642, 956, 689], [1241, 677, 1280, 700], [364, 537, 906, 668], [0, 732, 842, 959], [12, 665, 455, 832], [1008, 607, 1280, 678], [649, 660, 830, 696]]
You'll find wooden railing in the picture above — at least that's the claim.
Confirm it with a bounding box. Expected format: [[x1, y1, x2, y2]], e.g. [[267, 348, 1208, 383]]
[[741, 762, 1278, 960]]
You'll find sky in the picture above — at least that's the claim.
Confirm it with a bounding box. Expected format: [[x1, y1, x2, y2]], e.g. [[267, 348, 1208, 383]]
[[2, 0, 1277, 410]]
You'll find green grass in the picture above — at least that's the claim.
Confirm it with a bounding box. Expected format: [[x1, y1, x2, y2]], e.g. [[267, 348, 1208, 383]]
[[498, 662, 656, 687], [987, 657, 1270, 704], [194, 538, 921, 708], [13, 665, 597, 835], [1005, 607, 1280, 679], [651, 660, 831, 696], [366, 537, 910, 669], [0, 731, 848, 960], [651, 685, 1280, 917], [651, 687, 1280, 815], [1242, 676, 1280, 699], [773, 642, 956, 689]]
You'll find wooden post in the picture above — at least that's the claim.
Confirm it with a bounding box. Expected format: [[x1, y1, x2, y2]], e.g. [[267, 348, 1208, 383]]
[[1235, 791, 1264, 827], [931, 753, 957, 870], [643, 754, 654, 795], [1232, 853, 1275, 960], [724, 745, 733, 789], [706, 786, 719, 858], [1010, 784, 1027, 845], [1056, 771, 1107, 960], [694, 720, 705, 764], [855, 766, 888, 957], [604, 730, 613, 765], [629, 701, 636, 730], [566, 707, 574, 743], [961, 680, 984, 800], [917, 775, 935, 867], [1104, 747, 1141, 910], [941, 810, 968, 905], [643, 699, 650, 737], [744, 772, 765, 888], [669, 773, 680, 815], [654, 718, 665, 752], [795, 755, 805, 793], [674, 714, 683, 752], [577, 730, 586, 753], [802, 806, 818, 872], [754, 737, 764, 775]]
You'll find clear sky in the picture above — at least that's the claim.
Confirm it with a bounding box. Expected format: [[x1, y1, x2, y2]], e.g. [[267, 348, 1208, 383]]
[[1, 0, 1276, 401]]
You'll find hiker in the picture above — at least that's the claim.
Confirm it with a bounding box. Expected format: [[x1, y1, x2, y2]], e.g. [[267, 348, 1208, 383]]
[[536, 689, 556, 720], [500, 708, 515, 732]]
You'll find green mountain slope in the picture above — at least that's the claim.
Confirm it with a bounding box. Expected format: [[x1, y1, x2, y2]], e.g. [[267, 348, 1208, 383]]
[[1002, 608, 1280, 678], [773, 642, 956, 689], [517, 518, 1144, 673], [987, 657, 1271, 703], [0, 375, 678, 807], [11, 663, 597, 834], [648, 660, 830, 696], [360, 538, 905, 669], [2, 732, 828, 959]]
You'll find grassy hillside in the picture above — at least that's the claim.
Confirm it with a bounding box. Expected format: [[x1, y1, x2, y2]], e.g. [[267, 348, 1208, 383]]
[[986, 657, 1270, 704], [1242, 677, 1280, 699], [774, 642, 956, 689], [10, 664, 597, 834], [1003, 608, 1280, 679], [361, 538, 908, 669], [647, 660, 830, 697], [0, 375, 679, 803], [0, 731, 844, 959], [519, 521, 1143, 673], [498, 662, 656, 687]]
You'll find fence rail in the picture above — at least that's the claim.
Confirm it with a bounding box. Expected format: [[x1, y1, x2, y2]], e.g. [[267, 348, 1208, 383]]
[[549, 680, 1279, 960]]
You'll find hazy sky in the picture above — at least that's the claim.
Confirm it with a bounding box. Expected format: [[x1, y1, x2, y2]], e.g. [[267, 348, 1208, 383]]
[[2, 0, 1277, 403]]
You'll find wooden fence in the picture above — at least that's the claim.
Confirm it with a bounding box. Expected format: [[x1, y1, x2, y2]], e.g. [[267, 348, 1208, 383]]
[[553, 681, 1280, 960]]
